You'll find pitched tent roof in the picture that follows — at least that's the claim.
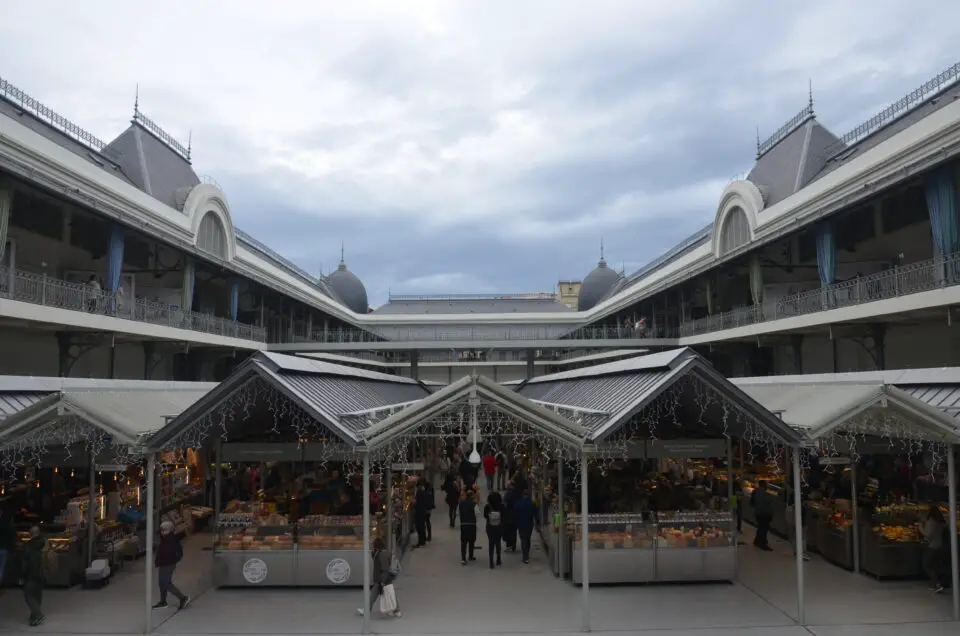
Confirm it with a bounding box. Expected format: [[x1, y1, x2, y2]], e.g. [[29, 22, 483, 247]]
[[518, 348, 803, 446], [146, 352, 431, 451], [362, 374, 588, 451], [732, 378, 960, 444], [0, 387, 213, 451]]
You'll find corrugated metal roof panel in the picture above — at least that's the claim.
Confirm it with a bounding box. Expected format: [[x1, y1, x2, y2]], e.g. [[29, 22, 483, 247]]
[[63, 390, 212, 439], [261, 352, 419, 384], [525, 348, 691, 384], [278, 374, 430, 435], [0, 393, 48, 419], [733, 383, 884, 431], [520, 371, 672, 425], [901, 385, 960, 419]]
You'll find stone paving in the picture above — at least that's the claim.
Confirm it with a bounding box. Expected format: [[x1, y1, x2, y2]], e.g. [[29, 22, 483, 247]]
[[0, 514, 956, 635]]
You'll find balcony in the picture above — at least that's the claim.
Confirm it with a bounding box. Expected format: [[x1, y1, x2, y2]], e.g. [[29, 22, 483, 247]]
[[0, 266, 266, 342], [678, 254, 960, 338], [288, 323, 676, 344]]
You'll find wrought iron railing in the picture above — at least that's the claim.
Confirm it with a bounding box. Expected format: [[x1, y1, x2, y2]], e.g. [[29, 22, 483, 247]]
[[0, 266, 266, 342], [287, 323, 677, 344], [679, 253, 960, 337]]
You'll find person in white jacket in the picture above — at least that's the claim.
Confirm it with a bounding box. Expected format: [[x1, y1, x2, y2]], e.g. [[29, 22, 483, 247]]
[[919, 506, 946, 593]]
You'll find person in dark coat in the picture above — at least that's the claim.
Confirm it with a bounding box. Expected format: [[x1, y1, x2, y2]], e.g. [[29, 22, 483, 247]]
[[356, 538, 400, 617], [513, 489, 538, 564], [423, 481, 436, 541], [154, 521, 189, 609], [413, 482, 430, 547], [502, 481, 518, 551], [0, 501, 15, 585], [20, 526, 45, 626], [457, 488, 477, 565], [443, 471, 460, 527], [750, 480, 774, 551], [483, 491, 504, 569]]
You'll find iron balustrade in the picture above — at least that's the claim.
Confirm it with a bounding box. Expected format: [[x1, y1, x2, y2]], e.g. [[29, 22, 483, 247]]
[[678, 253, 960, 337], [0, 266, 266, 342], [286, 323, 677, 344]]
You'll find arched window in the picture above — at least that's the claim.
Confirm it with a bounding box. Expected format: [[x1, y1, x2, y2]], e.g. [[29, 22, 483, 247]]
[[718, 207, 750, 255], [197, 211, 228, 259]]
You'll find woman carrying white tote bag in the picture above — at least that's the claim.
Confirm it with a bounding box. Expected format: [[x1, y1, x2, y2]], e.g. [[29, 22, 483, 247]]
[[357, 538, 401, 618]]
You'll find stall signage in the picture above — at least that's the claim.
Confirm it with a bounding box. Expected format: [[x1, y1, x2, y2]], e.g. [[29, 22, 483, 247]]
[[326, 558, 351, 584], [242, 558, 268, 584], [817, 456, 851, 466], [222, 443, 302, 462], [645, 439, 727, 458], [390, 463, 425, 472], [95, 464, 128, 472]]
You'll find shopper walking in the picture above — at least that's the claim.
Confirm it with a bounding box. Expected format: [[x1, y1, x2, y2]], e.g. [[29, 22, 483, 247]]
[[482, 452, 498, 491], [502, 481, 518, 552], [513, 489, 538, 564], [413, 481, 430, 548], [153, 520, 189, 610], [458, 488, 477, 565], [20, 526, 45, 626], [443, 471, 460, 527], [483, 492, 504, 569], [424, 480, 435, 542], [920, 506, 947, 593], [750, 480, 773, 551], [356, 538, 401, 618]]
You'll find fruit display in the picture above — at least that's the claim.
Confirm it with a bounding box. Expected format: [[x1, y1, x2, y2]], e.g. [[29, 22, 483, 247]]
[[566, 513, 655, 549], [827, 512, 852, 528], [871, 523, 921, 543], [656, 511, 735, 548]]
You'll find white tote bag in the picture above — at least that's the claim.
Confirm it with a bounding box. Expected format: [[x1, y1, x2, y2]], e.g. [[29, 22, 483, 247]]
[[379, 583, 398, 614]]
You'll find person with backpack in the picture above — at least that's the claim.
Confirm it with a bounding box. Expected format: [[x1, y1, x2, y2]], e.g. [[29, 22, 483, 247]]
[[20, 526, 45, 626], [153, 520, 189, 610], [483, 491, 504, 569]]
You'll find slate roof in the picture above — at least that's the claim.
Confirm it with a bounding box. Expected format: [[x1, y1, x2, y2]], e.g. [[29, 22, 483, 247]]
[[103, 121, 200, 211]]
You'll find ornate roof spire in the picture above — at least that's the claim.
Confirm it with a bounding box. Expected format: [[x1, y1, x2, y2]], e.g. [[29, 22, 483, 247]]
[[599, 237, 606, 266], [133, 83, 140, 119], [338, 241, 347, 270]]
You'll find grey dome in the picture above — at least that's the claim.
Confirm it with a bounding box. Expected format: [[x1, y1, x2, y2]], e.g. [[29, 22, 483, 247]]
[[578, 256, 620, 311], [328, 259, 369, 313]]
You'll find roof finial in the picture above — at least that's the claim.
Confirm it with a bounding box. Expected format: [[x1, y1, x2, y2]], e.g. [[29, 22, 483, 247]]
[[756, 126, 761, 158], [133, 83, 140, 119], [340, 241, 345, 263], [808, 78, 814, 114], [186, 130, 192, 161]]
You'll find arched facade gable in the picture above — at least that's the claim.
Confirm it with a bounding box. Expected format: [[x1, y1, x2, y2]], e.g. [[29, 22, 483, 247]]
[[711, 180, 764, 258], [183, 184, 236, 262]]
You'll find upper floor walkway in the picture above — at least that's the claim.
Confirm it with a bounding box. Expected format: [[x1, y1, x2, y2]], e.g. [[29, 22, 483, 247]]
[[679, 252, 960, 341], [3, 251, 960, 351]]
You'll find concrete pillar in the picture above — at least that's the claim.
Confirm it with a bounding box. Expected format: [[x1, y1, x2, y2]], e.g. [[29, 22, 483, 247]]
[[872, 325, 887, 371], [791, 335, 803, 374], [526, 349, 535, 380], [410, 350, 419, 380]]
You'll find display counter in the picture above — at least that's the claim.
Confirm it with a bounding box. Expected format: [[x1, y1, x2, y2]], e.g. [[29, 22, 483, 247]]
[[860, 505, 924, 579], [296, 515, 369, 587], [566, 511, 736, 584], [15, 530, 85, 588], [214, 524, 296, 587]]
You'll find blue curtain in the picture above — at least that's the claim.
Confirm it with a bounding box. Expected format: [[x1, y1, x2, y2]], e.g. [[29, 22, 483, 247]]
[[925, 166, 960, 256], [815, 221, 836, 286], [229, 279, 240, 321], [106, 223, 125, 293], [181, 259, 195, 312]]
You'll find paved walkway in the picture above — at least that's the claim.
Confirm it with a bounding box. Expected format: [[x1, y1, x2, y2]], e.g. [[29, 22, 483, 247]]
[[0, 512, 956, 635]]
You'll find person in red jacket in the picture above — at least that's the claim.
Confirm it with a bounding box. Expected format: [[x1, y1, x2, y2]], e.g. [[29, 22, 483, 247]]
[[482, 452, 498, 491]]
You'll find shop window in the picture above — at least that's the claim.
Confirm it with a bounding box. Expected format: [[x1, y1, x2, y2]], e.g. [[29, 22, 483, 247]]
[[10, 189, 63, 241]]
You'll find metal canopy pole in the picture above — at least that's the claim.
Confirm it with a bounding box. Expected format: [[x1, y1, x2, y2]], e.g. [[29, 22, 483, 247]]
[[851, 460, 860, 574], [580, 451, 590, 633], [948, 444, 959, 621], [557, 454, 564, 578], [361, 451, 371, 634], [87, 451, 97, 566], [144, 453, 156, 635], [386, 468, 394, 559], [792, 448, 805, 625]]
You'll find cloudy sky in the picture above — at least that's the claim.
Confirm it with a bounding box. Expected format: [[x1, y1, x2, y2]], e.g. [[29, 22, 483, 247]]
[[2, 2, 958, 307]]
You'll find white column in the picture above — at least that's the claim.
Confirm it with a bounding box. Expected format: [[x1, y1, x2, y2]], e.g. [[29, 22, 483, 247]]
[[851, 461, 860, 574], [557, 454, 564, 578], [792, 448, 805, 625], [580, 452, 590, 633], [948, 444, 958, 621], [144, 454, 156, 635], [362, 452, 371, 634]]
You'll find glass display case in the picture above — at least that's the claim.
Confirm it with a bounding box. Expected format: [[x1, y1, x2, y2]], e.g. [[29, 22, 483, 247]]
[[15, 529, 84, 587], [860, 504, 924, 578], [213, 524, 296, 587], [566, 513, 656, 584], [655, 512, 736, 582], [296, 515, 376, 587]]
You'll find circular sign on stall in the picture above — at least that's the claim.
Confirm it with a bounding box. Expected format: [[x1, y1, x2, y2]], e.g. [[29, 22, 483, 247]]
[[326, 558, 351, 584], [242, 558, 268, 584]]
